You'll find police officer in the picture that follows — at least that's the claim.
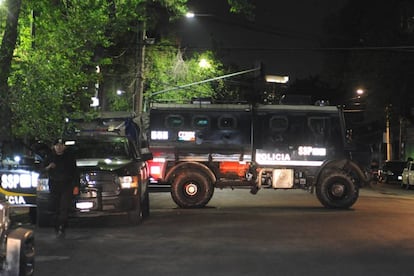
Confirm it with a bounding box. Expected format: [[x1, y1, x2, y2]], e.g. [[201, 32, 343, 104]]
[[45, 138, 77, 238]]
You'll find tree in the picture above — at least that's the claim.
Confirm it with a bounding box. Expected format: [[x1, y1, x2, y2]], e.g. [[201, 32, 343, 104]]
[[2, 0, 254, 141], [9, 0, 189, 140], [143, 39, 225, 106], [0, 0, 22, 141]]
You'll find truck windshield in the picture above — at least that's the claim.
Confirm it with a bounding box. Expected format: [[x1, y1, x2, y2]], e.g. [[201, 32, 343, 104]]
[[72, 137, 132, 159]]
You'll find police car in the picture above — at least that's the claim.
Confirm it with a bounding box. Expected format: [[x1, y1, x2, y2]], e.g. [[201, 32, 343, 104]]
[[0, 140, 47, 223]]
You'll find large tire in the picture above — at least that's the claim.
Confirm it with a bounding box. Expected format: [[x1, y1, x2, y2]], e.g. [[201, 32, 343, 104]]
[[127, 195, 143, 225], [401, 176, 407, 188], [171, 170, 214, 208], [36, 207, 53, 228], [6, 228, 35, 276], [142, 188, 150, 219], [20, 230, 35, 276], [316, 170, 359, 209], [29, 207, 37, 225]]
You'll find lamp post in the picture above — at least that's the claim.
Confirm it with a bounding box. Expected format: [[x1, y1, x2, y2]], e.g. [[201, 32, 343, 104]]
[[134, 20, 146, 114], [385, 104, 392, 161], [185, 11, 214, 18]]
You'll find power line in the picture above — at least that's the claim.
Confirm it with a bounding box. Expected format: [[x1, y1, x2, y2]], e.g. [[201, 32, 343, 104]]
[[179, 45, 414, 53]]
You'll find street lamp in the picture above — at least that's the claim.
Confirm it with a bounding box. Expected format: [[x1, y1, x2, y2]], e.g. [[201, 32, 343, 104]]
[[198, 58, 211, 69], [346, 88, 366, 109], [185, 11, 213, 18], [185, 12, 195, 18]]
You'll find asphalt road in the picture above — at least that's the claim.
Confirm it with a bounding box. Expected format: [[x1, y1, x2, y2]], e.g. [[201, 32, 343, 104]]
[[14, 183, 414, 276]]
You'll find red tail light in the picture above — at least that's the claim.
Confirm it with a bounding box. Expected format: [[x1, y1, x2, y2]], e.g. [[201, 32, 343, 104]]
[[148, 158, 166, 180]]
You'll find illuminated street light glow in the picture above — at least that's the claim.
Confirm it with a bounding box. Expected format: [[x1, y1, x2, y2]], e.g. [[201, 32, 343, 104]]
[[185, 12, 195, 18], [198, 58, 211, 68], [90, 97, 99, 107], [265, 75, 289, 84], [185, 11, 213, 18], [356, 88, 364, 96]]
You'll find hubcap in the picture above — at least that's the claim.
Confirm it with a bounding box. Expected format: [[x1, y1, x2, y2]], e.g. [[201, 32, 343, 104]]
[[185, 183, 198, 196], [331, 183, 345, 197]]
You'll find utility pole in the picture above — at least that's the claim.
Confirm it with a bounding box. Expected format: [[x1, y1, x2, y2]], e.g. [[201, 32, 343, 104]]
[[385, 104, 392, 161], [399, 117, 404, 160], [134, 20, 146, 114]]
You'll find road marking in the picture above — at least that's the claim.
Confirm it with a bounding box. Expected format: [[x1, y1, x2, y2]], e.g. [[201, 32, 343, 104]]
[[36, 255, 70, 262]]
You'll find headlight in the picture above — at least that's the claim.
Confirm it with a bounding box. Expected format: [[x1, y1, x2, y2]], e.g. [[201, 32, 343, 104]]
[[37, 178, 50, 192], [119, 176, 138, 189]]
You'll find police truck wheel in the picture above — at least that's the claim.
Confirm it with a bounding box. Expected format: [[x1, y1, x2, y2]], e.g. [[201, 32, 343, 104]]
[[171, 171, 214, 208], [7, 228, 35, 276], [316, 170, 359, 209], [142, 188, 150, 218], [29, 207, 37, 225], [128, 195, 143, 225], [21, 230, 35, 276], [36, 208, 53, 228]]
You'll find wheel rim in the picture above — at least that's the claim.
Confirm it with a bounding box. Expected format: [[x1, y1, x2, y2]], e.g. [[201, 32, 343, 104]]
[[185, 183, 198, 196], [23, 238, 35, 275], [330, 183, 345, 198]]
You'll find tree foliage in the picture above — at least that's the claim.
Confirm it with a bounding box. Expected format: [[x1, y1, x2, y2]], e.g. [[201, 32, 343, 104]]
[[1, 0, 253, 141], [0, 0, 22, 141], [144, 39, 225, 105], [8, 0, 189, 141]]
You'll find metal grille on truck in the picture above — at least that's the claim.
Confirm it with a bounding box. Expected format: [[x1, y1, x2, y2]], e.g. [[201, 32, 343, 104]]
[[79, 172, 120, 196]]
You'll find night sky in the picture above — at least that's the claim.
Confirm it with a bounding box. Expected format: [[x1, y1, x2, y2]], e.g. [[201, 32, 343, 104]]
[[177, 0, 347, 80]]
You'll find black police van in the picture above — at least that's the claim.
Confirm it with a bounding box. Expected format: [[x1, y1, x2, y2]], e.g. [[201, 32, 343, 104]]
[[36, 112, 152, 226], [147, 102, 368, 209]]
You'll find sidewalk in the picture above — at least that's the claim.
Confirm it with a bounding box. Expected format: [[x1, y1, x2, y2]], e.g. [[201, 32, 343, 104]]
[[362, 181, 414, 199]]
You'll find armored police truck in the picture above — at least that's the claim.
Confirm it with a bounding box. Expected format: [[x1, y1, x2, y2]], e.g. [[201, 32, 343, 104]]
[[148, 102, 368, 209]]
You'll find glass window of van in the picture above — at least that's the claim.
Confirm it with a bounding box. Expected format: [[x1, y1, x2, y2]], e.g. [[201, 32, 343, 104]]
[[218, 115, 237, 129], [165, 115, 184, 128], [193, 116, 209, 129]]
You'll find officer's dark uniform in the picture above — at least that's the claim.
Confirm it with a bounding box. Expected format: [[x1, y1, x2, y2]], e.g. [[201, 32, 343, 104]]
[[46, 139, 77, 237]]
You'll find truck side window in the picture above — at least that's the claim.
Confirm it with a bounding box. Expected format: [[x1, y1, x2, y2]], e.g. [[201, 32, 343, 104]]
[[308, 117, 330, 145], [165, 115, 184, 128], [269, 116, 288, 142], [269, 116, 288, 131], [218, 115, 237, 129], [193, 116, 210, 129]]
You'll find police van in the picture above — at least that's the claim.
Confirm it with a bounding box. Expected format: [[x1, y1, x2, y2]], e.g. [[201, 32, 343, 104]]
[[148, 102, 369, 209], [0, 139, 46, 220], [36, 112, 153, 226]]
